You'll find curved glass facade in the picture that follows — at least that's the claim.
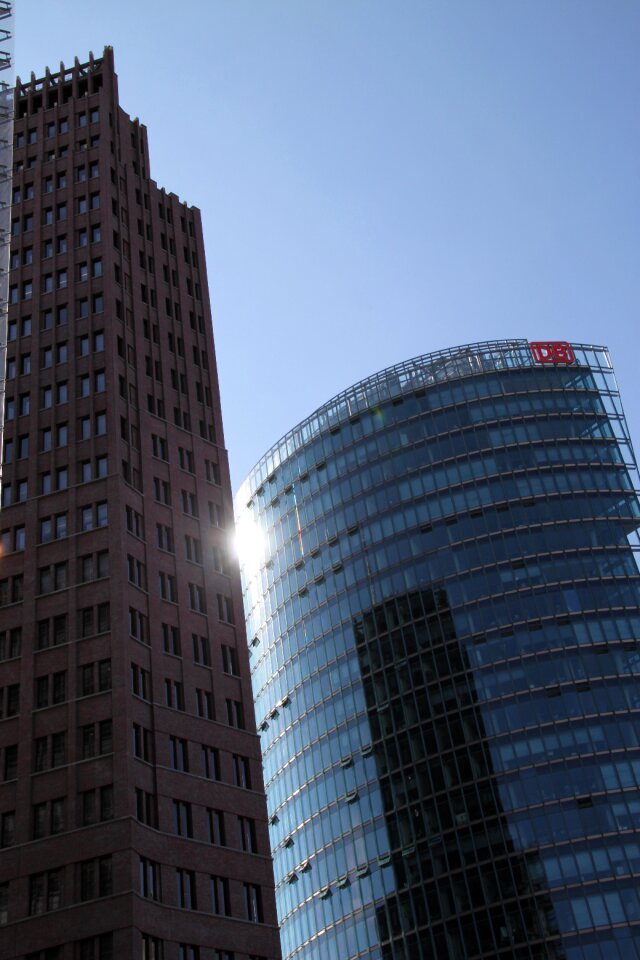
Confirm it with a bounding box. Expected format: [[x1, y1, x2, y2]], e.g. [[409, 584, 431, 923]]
[[236, 340, 640, 960]]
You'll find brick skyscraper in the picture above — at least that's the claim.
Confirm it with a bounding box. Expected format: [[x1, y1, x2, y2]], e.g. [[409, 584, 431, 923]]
[[0, 48, 280, 960]]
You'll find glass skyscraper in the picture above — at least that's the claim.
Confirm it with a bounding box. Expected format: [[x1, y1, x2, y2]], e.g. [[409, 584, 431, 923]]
[[236, 340, 640, 960]]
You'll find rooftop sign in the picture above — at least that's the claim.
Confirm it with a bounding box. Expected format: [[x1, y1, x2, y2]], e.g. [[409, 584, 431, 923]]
[[530, 341, 575, 365]]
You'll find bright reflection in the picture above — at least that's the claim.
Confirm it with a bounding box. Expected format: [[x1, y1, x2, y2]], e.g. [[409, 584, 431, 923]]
[[234, 514, 267, 577]]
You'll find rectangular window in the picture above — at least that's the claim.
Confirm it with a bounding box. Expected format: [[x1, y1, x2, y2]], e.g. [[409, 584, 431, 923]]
[[239, 816, 257, 853], [79, 856, 112, 901], [202, 745, 220, 781], [226, 700, 245, 729], [173, 800, 193, 838], [233, 754, 251, 789], [208, 809, 225, 846], [176, 869, 197, 910], [140, 857, 162, 901], [243, 883, 263, 923], [211, 876, 230, 916]]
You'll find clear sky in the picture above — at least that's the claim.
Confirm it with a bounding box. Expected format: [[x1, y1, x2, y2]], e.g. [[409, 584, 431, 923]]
[[15, 0, 640, 490]]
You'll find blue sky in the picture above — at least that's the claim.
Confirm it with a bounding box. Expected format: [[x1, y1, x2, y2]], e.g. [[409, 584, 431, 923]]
[[15, 1, 640, 489]]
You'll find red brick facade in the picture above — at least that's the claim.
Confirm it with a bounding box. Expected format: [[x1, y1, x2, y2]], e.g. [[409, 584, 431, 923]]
[[0, 48, 280, 960]]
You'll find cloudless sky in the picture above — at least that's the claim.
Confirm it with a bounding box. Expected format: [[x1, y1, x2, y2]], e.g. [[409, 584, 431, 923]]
[[15, 1, 640, 489]]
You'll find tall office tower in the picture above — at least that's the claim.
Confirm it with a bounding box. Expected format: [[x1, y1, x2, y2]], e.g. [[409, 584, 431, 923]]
[[0, 49, 280, 960], [236, 340, 640, 960]]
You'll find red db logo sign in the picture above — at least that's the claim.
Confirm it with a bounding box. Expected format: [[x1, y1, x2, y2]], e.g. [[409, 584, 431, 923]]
[[530, 341, 575, 365]]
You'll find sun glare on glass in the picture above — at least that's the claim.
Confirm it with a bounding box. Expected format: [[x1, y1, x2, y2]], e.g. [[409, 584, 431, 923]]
[[234, 515, 267, 577]]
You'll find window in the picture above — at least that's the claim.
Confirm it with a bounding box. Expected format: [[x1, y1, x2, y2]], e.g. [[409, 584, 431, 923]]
[[202, 745, 220, 781], [222, 645, 239, 676], [196, 689, 214, 719], [131, 663, 151, 700], [185, 535, 202, 564], [179, 947, 200, 960], [178, 447, 195, 473], [159, 572, 177, 602], [29, 870, 63, 915], [140, 857, 162, 901], [176, 869, 197, 909], [153, 478, 171, 505], [169, 736, 189, 771], [141, 934, 164, 959], [3, 745, 18, 781], [0, 811, 15, 847], [189, 583, 206, 613], [162, 623, 181, 656], [79, 659, 111, 697], [79, 857, 112, 901], [243, 883, 263, 923], [81, 719, 112, 759], [38, 562, 67, 594], [77, 934, 113, 960], [164, 679, 184, 710], [136, 790, 158, 829], [227, 699, 244, 730], [0, 628, 21, 661], [33, 732, 66, 772], [193, 634, 211, 666], [79, 603, 110, 638], [36, 615, 67, 650], [239, 816, 257, 853], [0, 684, 19, 718], [181, 490, 199, 516], [151, 434, 168, 460], [208, 809, 226, 846], [233, 754, 251, 789], [80, 550, 109, 582], [129, 607, 148, 643], [211, 876, 230, 916], [126, 505, 144, 538], [173, 800, 193, 838], [156, 523, 174, 552], [217, 594, 235, 624]]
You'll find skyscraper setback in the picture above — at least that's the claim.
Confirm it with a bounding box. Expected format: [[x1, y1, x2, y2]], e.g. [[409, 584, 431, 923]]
[[0, 48, 280, 960]]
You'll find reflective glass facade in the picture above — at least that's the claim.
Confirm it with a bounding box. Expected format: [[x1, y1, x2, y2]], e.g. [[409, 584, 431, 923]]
[[236, 340, 640, 960]]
